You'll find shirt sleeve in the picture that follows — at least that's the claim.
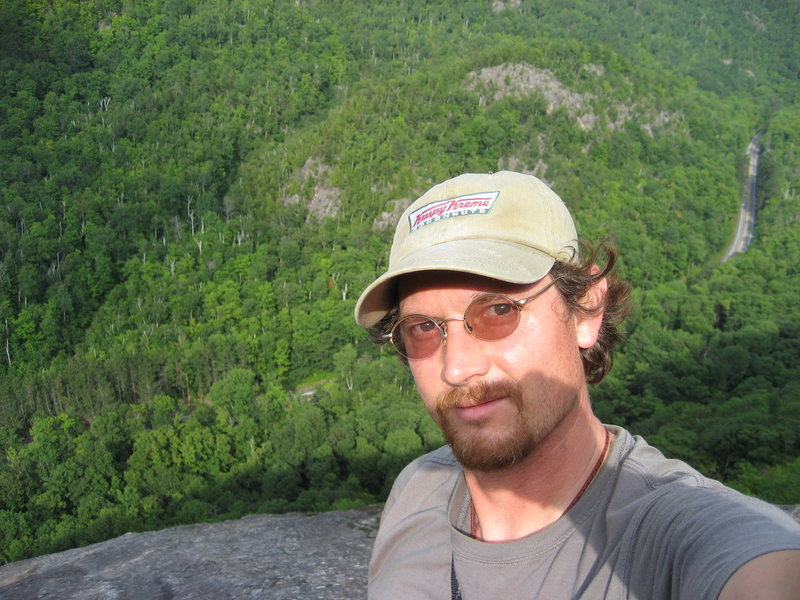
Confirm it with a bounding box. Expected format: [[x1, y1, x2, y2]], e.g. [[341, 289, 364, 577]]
[[624, 483, 800, 600]]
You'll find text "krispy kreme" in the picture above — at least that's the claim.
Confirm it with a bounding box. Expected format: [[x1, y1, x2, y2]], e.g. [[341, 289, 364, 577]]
[[408, 192, 499, 232]]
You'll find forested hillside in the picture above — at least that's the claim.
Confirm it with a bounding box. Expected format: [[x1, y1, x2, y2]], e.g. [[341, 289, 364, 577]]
[[1, 0, 798, 563]]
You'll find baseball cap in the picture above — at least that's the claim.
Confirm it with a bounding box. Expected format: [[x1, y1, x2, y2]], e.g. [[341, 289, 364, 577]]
[[354, 171, 579, 327]]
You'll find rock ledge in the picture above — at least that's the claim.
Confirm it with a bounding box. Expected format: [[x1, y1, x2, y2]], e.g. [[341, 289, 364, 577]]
[[0, 507, 381, 600], [2, 505, 797, 599]]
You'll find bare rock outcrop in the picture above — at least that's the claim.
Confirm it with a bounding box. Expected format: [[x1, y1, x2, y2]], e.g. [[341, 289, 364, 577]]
[[283, 158, 343, 221], [464, 62, 682, 135], [0, 507, 381, 600], [1, 505, 797, 599]]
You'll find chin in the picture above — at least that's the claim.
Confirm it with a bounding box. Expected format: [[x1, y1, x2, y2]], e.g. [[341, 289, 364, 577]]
[[446, 425, 537, 472]]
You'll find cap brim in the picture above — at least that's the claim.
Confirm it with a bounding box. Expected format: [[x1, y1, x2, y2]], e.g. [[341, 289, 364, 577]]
[[354, 238, 557, 327]]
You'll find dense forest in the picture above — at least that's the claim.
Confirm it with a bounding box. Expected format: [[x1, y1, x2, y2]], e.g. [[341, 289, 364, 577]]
[[1, 0, 798, 563]]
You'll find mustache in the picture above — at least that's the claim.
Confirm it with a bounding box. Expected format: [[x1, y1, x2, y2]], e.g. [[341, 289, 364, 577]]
[[437, 380, 522, 410]]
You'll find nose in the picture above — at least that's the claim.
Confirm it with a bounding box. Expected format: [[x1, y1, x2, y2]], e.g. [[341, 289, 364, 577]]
[[440, 319, 491, 386]]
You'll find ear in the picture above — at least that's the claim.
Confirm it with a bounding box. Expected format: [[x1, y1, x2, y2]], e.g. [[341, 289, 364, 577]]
[[575, 267, 607, 350]]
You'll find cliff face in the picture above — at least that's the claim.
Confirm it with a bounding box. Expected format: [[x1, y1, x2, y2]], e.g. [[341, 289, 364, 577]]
[[0, 507, 381, 600], [1, 505, 797, 599]]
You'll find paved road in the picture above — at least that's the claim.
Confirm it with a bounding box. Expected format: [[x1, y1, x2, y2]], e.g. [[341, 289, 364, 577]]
[[723, 132, 762, 262]]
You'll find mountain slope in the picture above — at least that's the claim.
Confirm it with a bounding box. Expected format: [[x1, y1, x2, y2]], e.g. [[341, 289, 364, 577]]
[[0, 0, 798, 562]]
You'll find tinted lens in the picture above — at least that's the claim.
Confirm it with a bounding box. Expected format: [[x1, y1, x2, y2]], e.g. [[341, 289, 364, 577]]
[[392, 316, 443, 359], [465, 295, 521, 340]]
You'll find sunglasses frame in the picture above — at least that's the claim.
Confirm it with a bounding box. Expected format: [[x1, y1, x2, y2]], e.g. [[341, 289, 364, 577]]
[[386, 278, 558, 360]]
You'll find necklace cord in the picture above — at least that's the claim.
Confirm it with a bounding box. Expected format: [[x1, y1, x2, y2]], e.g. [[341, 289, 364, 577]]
[[470, 428, 611, 539]]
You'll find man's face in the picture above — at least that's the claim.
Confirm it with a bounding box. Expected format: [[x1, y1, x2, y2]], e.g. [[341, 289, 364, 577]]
[[397, 271, 596, 472]]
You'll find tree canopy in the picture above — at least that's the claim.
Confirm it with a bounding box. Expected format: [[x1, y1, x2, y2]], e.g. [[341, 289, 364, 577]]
[[1, 0, 798, 563]]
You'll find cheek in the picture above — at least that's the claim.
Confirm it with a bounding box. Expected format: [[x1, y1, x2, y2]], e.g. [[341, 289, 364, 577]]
[[409, 361, 442, 411], [501, 314, 548, 363], [500, 313, 581, 375], [498, 335, 534, 367]]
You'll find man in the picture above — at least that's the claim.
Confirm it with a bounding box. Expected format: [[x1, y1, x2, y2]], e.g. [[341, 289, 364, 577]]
[[354, 171, 800, 599]]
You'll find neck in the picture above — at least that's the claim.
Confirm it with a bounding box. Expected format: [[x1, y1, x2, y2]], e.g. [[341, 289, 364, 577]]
[[464, 407, 610, 542]]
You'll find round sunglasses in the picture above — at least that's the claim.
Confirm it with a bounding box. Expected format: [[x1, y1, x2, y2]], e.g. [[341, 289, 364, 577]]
[[387, 279, 558, 360]]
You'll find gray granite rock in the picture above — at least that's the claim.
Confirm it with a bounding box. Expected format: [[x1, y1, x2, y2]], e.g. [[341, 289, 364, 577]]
[[0, 507, 381, 600], [2, 504, 797, 600]]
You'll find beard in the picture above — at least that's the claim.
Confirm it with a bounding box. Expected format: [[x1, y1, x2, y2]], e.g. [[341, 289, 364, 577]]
[[435, 378, 574, 472]]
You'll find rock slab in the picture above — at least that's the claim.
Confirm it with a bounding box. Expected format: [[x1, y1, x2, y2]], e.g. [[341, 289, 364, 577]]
[[0, 507, 381, 600], [2, 504, 797, 599]]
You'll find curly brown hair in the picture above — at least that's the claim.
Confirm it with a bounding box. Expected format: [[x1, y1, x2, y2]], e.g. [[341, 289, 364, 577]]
[[550, 241, 632, 384], [367, 240, 632, 385]]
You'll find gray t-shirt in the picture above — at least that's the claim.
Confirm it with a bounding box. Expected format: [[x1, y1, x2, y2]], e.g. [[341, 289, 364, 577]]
[[368, 426, 800, 599]]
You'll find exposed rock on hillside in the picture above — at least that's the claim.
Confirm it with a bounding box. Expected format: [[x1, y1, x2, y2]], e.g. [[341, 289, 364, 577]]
[[372, 197, 410, 231], [464, 62, 681, 135], [491, 0, 520, 13], [284, 158, 342, 221], [0, 507, 381, 600]]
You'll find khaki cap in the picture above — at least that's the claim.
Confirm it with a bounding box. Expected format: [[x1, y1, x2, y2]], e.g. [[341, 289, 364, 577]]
[[354, 171, 578, 327]]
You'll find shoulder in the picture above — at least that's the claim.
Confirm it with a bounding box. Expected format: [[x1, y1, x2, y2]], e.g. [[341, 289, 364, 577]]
[[383, 445, 461, 516], [368, 446, 459, 599], [609, 428, 800, 598], [611, 427, 800, 537], [617, 429, 798, 526]]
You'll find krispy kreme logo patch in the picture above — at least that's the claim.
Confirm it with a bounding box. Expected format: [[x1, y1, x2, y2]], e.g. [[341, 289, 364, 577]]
[[408, 191, 499, 232]]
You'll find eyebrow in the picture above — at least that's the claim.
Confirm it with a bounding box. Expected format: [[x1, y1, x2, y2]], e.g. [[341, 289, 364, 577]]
[[396, 290, 512, 320]]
